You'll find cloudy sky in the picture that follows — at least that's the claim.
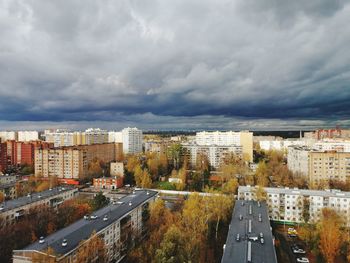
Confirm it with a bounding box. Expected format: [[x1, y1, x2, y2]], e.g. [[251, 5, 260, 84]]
[[0, 0, 350, 131]]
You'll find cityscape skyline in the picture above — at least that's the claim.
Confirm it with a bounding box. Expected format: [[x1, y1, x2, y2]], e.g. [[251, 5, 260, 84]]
[[0, 1, 350, 130]]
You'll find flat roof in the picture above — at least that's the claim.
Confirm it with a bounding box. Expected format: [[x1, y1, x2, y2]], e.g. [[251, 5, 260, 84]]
[[0, 186, 77, 213], [20, 190, 157, 256], [221, 200, 277, 263], [239, 186, 350, 198]]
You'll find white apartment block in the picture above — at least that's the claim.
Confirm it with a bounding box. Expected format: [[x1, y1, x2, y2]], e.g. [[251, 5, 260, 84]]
[[13, 190, 157, 263], [17, 131, 39, 142], [313, 140, 350, 152], [122, 128, 143, 154], [287, 146, 309, 176], [259, 139, 309, 151], [108, 131, 123, 143], [238, 186, 350, 226], [84, 128, 109, 145], [194, 131, 253, 162], [0, 186, 78, 226], [182, 143, 242, 168], [0, 131, 17, 141]]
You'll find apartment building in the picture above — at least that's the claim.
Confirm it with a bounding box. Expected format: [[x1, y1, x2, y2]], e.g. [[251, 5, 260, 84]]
[[195, 131, 253, 162], [110, 162, 124, 177], [17, 131, 39, 142], [238, 186, 350, 226], [0, 131, 17, 141], [309, 151, 350, 185], [0, 186, 78, 226], [93, 177, 123, 190], [108, 131, 123, 143], [313, 140, 350, 152], [304, 128, 350, 140], [6, 140, 53, 167], [260, 139, 309, 151], [183, 143, 243, 169], [0, 142, 7, 172], [287, 146, 310, 177], [44, 129, 109, 147], [34, 143, 122, 179], [122, 127, 143, 154], [13, 190, 158, 263], [0, 175, 17, 200], [222, 200, 277, 263]]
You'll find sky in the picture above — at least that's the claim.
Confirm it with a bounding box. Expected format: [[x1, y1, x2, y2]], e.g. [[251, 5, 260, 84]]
[[0, 0, 350, 131]]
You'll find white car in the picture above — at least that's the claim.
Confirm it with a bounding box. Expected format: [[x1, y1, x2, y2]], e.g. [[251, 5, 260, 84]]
[[39, 237, 45, 244], [293, 248, 306, 254], [103, 215, 108, 221], [296, 257, 309, 263], [84, 215, 90, 220], [61, 239, 68, 247], [90, 215, 98, 220]]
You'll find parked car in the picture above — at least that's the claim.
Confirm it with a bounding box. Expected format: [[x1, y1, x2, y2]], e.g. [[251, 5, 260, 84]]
[[61, 239, 68, 247], [296, 257, 309, 263], [103, 215, 108, 221], [84, 214, 90, 220], [293, 248, 306, 254], [260, 238, 264, 244]]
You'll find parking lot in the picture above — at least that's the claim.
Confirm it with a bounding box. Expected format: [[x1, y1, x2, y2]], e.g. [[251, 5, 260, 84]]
[[272, 224, 315, 263]]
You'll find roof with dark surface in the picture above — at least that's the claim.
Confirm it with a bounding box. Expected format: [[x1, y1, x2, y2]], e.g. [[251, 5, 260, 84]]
[[0, 186, 77, 213], [221, 200, 278, 263], [20, 190, 157, 257]]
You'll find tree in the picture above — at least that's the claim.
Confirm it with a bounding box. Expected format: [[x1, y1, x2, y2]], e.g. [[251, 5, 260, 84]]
[[254, 185, 267, 201], [140, 169, 152, 188], [155, 225, 187, 263], [91, 192, 108, 211], [207, 191, 233, 239], [168, 143, 182, 170], [255, 161, 269, 186], [76, 231, 106, 263], [88, 158, 104, 178], [126, 155, 140, 173], [134, 164, 143, 187], [0, 192, 4, 203], [222, 178, 238, 195], [318, 208, 344, 263]]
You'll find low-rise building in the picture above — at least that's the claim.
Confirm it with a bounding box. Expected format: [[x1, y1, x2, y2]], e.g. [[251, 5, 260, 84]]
[[13, 190, 158, 263], [238, 186, 350, 226], [0, 186, 78, 226], [93, 177, 123, 190], [221, 200, 277, 263]]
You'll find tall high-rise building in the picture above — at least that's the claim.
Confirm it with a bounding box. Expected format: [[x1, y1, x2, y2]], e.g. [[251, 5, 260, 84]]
[[0, 131, 17, 141], [0, 141, 7, 172], [122, 127, 143, 154], [17, 131, 39, 142]]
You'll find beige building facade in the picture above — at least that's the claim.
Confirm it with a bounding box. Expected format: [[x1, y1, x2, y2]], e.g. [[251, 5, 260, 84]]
[[35, 143, 122, 179]]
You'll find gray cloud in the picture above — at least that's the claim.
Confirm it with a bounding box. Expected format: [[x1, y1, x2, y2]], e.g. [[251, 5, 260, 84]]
[[0, 0, 349, 129]]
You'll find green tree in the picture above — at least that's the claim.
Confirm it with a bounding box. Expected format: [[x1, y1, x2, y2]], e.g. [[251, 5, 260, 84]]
[[91, 192, 108, 211]]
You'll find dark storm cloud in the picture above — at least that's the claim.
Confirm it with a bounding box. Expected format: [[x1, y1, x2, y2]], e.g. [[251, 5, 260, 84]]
[[0, 0, 350, 129]]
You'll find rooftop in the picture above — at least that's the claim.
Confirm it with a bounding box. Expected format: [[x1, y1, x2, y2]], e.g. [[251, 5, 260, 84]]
[[0, 186, 77, 213], [239, 185, 350, 198], [20, 190, 157, 256], [221, 200, 277, 263]]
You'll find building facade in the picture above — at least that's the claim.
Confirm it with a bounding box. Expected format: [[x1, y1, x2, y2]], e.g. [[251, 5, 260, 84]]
[[238, 186, 350, 226], [287, 146, 310, 177], [183, 144, 242, 169], [308, 151, 350, 185], [195, 131, 253, 162], [44, 129, 109, 147], [0, 186, 78, 226], [17, 131, 39, 142], [93, 177, 123, 190], [110, 162, 124, 177], [13, 190, 157, 263], [122, 128, 143, 154], [35, 143, 122, 179], [0, 142, 7, 172]]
